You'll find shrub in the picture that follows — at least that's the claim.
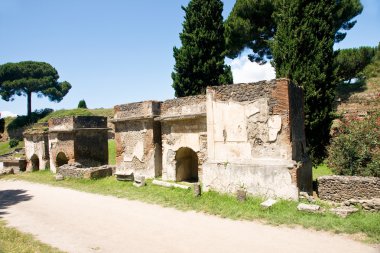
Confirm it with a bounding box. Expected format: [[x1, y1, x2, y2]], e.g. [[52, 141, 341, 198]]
[[78, 99, 87, 109], [9, 138, 19, 148], [7, 108, 53, 131], [327, 113, 380, 177]]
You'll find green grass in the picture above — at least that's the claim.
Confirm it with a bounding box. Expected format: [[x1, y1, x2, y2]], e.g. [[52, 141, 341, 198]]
[[313, 163, 334, 181], [0, 141, 24, 156], [0, 220, 64, 253], [38, 108, 114, 123], [108, 139, 116, 165], [3, 170, 380, 243]]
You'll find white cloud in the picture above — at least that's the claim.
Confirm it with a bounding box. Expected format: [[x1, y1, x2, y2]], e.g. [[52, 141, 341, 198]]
[[0, 111, 18, 118], [229, 56, 276, 83]]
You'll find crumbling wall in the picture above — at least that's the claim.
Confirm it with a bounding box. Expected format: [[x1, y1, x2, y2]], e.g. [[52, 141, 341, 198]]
[[203, 79, 310, 199], [113, 101, 162, 178], [318, 176, 380, 202], [24, 132, 49, 171], [75, 130, 108, 167], [48, 131, 75, 173], [48, 116, 109, 173], [161, 96, 207, 182]]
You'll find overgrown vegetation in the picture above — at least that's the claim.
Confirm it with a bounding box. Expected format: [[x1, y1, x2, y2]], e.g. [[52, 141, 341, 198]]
[[7, 108, 53, 131], [108, 139, 116, 165], [313, 163, 334, 181], [0, 140, 24, 156], [8, 138, 19, 148], [38, 108, 113, 123], [3, 171, 379, 243], [0, 220, 63, 253], [328, 112, 380, 177]]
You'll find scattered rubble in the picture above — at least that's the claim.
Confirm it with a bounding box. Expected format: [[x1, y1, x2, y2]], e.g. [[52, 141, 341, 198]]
[[343, 198, 380, 212], [260, 198, 277, 208], [152, 179, 191, 190], [57, 163, 114, 179], [297, 203, 320, 213], [330, 206, 359, 218], [133, 176, 146, 187]]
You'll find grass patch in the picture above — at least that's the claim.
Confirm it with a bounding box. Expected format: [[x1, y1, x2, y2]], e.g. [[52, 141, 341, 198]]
[[3, 170, 380, 243], [0, 219, 63, 253], [108, 139, 116, 165], [38, 108, 114, 123], [313, 163, 334, 180], [0, 141, 24, 156]]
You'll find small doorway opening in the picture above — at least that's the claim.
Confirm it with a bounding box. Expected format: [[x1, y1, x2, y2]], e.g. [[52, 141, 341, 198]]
[[56, 152, 69, 167], [30, 154, 39, 171], [175, 147, 198, 182]]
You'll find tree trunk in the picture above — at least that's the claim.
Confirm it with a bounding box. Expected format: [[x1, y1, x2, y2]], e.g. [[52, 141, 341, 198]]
[[27, 91, 32, 117]]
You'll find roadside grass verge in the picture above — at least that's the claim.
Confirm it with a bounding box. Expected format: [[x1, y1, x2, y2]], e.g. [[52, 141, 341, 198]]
[[313, 163, 334, 181], [108, 139, 116, 165], [2, 170, 380, 243], [0, 219, 64, 253]]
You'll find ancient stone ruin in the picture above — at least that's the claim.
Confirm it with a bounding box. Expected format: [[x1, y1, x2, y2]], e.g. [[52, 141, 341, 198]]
[[24, 123, 50, 171], [23, 79, 312, 199], [24, 116, 109, 173], [113, 79, 312, 199]]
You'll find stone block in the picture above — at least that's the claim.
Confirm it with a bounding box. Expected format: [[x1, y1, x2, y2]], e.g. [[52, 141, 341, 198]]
[[297, 203, 320, 212], [330, 206, 358, 218], [260, 198, 277, 208]]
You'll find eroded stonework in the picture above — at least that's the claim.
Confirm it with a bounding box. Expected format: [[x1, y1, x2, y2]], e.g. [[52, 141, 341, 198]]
[[114, 79, 312, 199]]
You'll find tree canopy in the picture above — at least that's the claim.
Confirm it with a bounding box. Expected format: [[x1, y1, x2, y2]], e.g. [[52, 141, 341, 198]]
[[335, 46, 377, 83], [78, 99, 87, 109], [225, 0, 363, 63], [0, 61, 71, 117], [225, 0, 363, 162], [172, 0, 233, 97]]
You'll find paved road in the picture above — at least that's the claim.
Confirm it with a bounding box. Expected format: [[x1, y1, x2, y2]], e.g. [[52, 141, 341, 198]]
[[0, 180, 378, 253]]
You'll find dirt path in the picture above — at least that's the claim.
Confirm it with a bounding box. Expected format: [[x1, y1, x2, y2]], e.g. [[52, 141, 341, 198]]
[[0, 180, 378, 253]]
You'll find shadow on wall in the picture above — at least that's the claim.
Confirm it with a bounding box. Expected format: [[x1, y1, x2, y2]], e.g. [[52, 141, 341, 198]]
[[30, 154, 39, 171], [56, 152, 69, 167], [175, 147, 199, 182], [0, 189, 33, 216]]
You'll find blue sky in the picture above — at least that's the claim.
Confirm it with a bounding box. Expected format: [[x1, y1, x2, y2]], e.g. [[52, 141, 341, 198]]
[[0, 0, 379, 116]]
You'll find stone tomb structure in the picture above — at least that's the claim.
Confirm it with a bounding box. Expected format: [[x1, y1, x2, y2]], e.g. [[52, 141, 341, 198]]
[[48, 116, 109, 173], [113, 101, 162, 178], [160, 96, 207, 182], [114, 79, 312, 199], [23, 123, 50, 171], [203, 79, 311, 199]]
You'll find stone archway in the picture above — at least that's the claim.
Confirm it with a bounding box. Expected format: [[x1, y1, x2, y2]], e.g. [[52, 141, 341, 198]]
[[30, 154, 39, 171], [175, 147, 199, 182], [56, 152, 69, 168]]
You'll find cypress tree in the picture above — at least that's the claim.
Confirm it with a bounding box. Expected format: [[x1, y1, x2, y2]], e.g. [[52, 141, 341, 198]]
[[271, 0, 336, 162], [172, 0, 233, 97]]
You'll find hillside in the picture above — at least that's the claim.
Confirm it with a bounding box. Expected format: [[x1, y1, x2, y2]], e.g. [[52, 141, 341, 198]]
[[335, 48, 380, 118]]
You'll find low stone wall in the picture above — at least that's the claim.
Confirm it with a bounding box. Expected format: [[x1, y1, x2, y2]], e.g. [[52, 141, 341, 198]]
[[317, 176, 380, 202], [57, 164, 115, 179]]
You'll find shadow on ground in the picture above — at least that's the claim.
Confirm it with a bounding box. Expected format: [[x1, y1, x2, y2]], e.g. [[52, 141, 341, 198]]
[[0, 189, 32, 216]]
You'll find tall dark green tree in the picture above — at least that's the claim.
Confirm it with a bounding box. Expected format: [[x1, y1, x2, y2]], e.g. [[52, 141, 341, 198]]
[[0, 61, 71, 117], [172, 0, 233, 97], [271, 0, 336, 162], [225, 0, 362, 162]]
